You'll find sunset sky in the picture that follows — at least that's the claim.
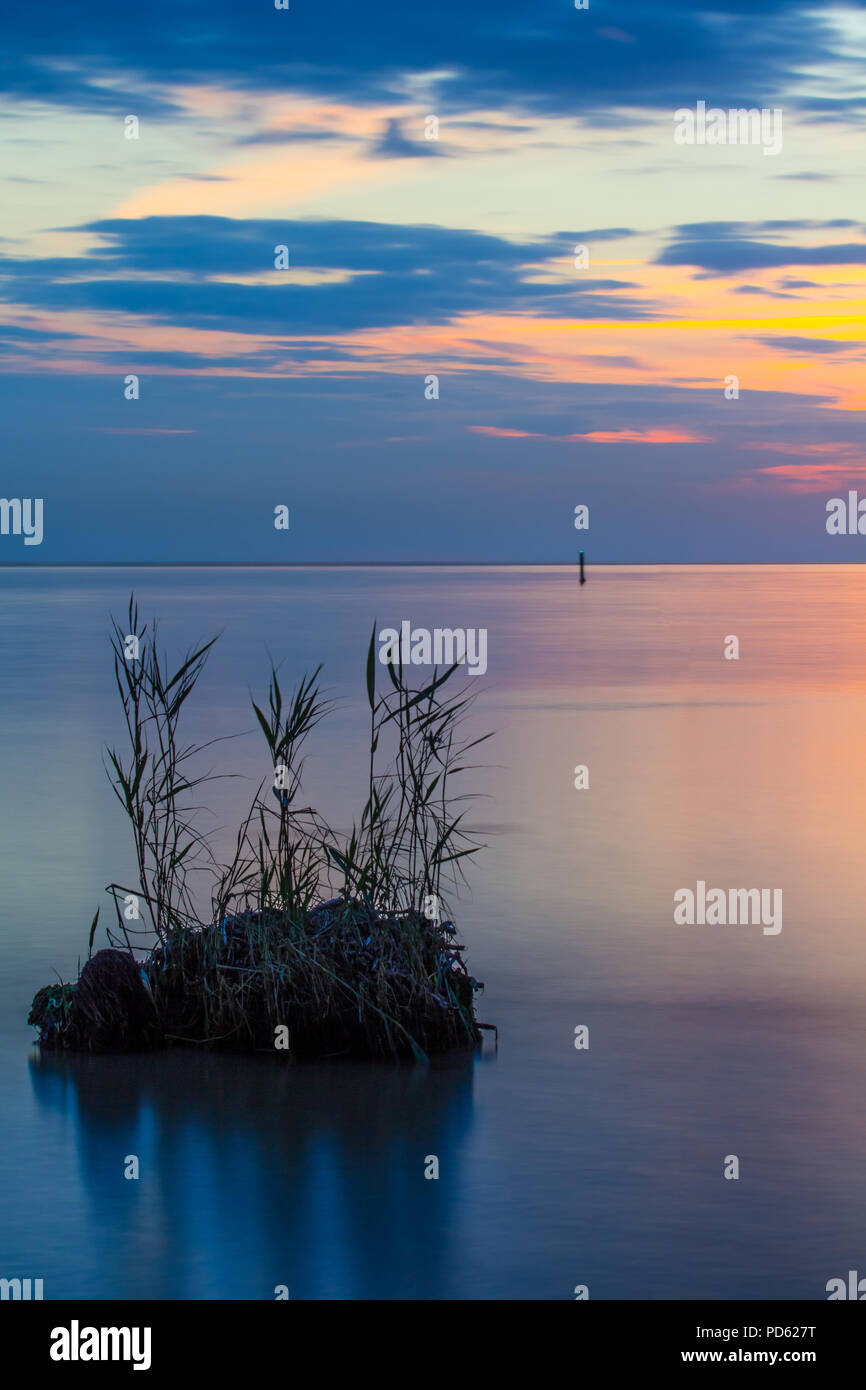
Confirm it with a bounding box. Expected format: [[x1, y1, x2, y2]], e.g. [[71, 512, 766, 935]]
[[2, 0, 866, 560]]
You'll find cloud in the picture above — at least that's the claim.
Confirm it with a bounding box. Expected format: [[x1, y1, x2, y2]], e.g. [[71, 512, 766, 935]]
[[0, 215, 648, 336], [0, 323, 80, 341], [750, 336, 863, 354], [657, 221, 866, 273], [370, 118, 445, 159], [467, 426, 533, 439], [0, 0, 859, 122], [732, 284, 798, 298], [774, 172, 835, 181], [467, 425, 709, 444], [748, 441, 863, 457], [755, 461, 866, 490], [574, 427, 710, 444], [236, 128, 361, 147]]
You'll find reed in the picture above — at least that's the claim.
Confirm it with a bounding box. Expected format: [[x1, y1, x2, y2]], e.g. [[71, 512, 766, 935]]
[[29, 598, 491, 1060]]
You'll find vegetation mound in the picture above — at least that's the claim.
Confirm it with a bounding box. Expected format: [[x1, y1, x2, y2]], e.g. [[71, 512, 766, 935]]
[[29, 597, 491, 1061]]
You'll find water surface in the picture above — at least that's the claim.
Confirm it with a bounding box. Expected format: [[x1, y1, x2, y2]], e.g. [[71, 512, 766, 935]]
[[2, 565, 865, 1299]]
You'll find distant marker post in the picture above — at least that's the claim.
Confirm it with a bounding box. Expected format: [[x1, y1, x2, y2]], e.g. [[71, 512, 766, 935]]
[[579, 551, 586, 585]]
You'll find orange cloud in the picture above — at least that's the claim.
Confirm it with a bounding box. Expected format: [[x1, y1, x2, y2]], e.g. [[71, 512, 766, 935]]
[[467, 425, 710, 444], [575, 428, 709, 443], [756, 462, 866, 490]]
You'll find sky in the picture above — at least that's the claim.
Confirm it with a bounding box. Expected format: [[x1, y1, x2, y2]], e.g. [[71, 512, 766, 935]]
[[1, 0, 866, 561]]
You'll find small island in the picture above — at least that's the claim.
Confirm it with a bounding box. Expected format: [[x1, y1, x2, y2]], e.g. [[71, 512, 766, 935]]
[[29, 597, 491, 1062]]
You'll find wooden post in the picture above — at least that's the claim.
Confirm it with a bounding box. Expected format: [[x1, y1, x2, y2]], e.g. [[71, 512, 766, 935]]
[[579, 551, 586, 585]]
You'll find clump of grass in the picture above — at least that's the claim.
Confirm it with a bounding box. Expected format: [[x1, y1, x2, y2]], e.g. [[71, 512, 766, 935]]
[[106, 596, 221, 943], [144, 900, 479, 1060], [30, 598, 491, 1061]]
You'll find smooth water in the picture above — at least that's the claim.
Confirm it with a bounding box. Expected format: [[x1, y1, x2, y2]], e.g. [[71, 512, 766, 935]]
[[2, 565, 866, 1299]]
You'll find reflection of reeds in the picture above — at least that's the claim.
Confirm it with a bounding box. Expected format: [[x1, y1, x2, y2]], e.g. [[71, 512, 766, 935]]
[[31, 596, 491, 1060]]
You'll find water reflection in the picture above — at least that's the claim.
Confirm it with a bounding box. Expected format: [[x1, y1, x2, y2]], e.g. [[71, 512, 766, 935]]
[[28, 1048, 478, 1299]]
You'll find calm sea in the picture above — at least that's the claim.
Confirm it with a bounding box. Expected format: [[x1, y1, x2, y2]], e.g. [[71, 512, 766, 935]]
[[1, 565, 865, 1299]]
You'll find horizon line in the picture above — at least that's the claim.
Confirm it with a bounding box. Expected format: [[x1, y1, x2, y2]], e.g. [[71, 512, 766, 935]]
[[0, 560, 863, 570]]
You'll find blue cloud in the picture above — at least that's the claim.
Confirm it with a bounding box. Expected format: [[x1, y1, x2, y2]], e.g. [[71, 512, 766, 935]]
[[0, 216, 648, 338], [0, 0, 859, 122], [370, 119, 446, 159], [656, 220, 866, 272], [751, 336, 863, 354]]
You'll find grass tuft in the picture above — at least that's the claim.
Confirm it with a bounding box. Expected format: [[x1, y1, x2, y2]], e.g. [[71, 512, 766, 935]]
[[30, 599, 490, 1060]]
